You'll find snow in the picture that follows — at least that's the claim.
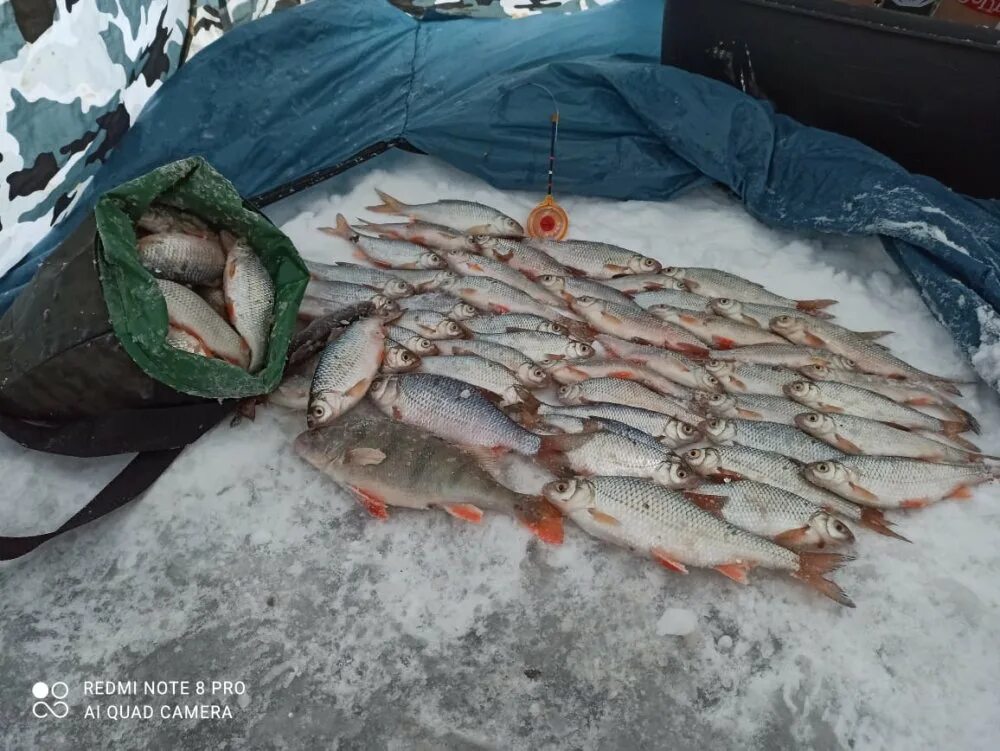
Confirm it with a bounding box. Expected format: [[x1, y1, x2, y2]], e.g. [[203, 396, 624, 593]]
[[4, 150, 1000, 748]]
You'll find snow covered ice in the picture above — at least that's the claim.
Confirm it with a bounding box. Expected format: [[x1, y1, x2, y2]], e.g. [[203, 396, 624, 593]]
[[4, 151, 1000, 749]]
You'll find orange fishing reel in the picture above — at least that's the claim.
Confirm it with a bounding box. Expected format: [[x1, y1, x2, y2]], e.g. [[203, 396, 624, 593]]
[[526, 109, 569, 241]]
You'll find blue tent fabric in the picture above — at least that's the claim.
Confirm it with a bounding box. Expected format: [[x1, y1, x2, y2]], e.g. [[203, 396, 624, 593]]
[[4, 0, 1000, 385]]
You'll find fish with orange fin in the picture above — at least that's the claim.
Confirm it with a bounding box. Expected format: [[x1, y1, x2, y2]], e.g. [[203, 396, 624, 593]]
[[543, 477, 854, 606], [295, 404, 562, 543], [319, 214, 447, 270], [647, 304, 787, 349], [307, 317, 385, 428], [569, 296, 709, 358], [661, 266, 837, 313], [353, 219, 479, 253], [366, 190, 524, 237]]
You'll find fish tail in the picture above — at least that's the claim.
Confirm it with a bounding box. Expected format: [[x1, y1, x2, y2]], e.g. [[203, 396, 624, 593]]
[[318, 213, 355, 241], [366, 189, 407, 215], [516, 387, 542, 418], [856, 330, 893, 341], [935, 380, 964, 397], [515, 498, 565, 545], [563, 319, 597, 342], [792, 552, 855, 607], [807, 310, 836, 320], [941, 418, 976, 437], [859, 508, 911, 542], [941, 432, 980, 452], [795, 299, 838, 312]]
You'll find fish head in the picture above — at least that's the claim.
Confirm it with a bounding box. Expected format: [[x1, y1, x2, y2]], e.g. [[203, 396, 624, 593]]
[[768, 313, 807, 339], [704, 393, 737, 418], [699, 418, 736, 444], [827, 355, 857, 371], [704, 359, 735, 377], [660, 266, 686, 281], [538, 358, 562, 372], [492, 216, 525, 238], [629, 255, 662, 274], [472, 235, 497, 255], [794, 411, 837, 439], [371, 296, 401, 320], [661, 420, 702, 448], [423, 271, 458, 291], [538, 274, 566, 294], [556, 384, 585, 404], [798, 364, 830, 380], [784, 380, 823, 408], [709, 297, 742, 318], [383, 346, 420, 373], [565, 340, 595, 359], [367, 374, 399, 407], [808, 512, 856, 547], [306, 393, 345, 430], [652, 460, 700, 489], [435, 319, 466, 339], [681, 447, 719, 476], [383, 278, 415, 299], [408, 336, 437, 355], [537, 320, 569, 336], [802, 460, 854, 495], [448, 250, 474, 264], [661, 277, 689, 291], [293, 427, 345, 468], [449, 303, 479, 321], [569, 295, 601, 317], [420, 251, 447, 270], [517, 362, 550, 387], [542, 478, 595, 513]]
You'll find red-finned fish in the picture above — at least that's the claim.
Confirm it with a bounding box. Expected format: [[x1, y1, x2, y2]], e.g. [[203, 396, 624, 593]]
[[307, 318, 385, 428], [354, 219, 480, 253], [569, 297, 709, 358], [366, 190, 524, 237], [474, 236, 574, 279], [303, 260, 414, 298], [647, 305, 787, 350], [594, 334, 721, 392], [542, 358, 695, 401], [556, 377, 704, 427], [156, 279, 249, 368], [662, 267, 836, 312], [221, 232, 274, 372], [446, 251, 563, 306], [528, 238, 661, 279], [319, 214, 447, 269]]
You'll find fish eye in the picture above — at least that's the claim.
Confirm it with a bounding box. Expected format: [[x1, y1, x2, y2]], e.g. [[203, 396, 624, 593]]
[[709, 394, 725, 404], [664, 266, 677, 274], [718, 298, 731, 305], [834, 521, 846, 532], [556, 482, 568, 492], [676, 469, 688, 479], [705, 375, 720, 386], [541, 275, 555, 283], [310, 406, 323, 416], [778, 315, 791, 323], [532, 367, 544, 379], [577, 296, 594, 304], [817, 463, 829, 472], [641, 258, 657, 269], [682, 424, 696, 435], [807, 414, 819, 423], [686, 449, 700, 459]]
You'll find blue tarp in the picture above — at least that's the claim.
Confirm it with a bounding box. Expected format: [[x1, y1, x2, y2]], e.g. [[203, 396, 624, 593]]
[[4, 0, 1000, 384]]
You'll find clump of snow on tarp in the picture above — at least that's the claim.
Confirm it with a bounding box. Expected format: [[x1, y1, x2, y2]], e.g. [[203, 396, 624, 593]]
[[972, 306, 1000, 391]]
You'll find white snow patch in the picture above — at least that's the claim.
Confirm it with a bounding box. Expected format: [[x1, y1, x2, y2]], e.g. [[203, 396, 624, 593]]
[[656, 608, 698, 636]]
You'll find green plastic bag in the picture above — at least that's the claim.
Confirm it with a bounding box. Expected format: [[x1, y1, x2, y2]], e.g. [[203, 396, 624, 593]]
[[95, 157, 308, 399]]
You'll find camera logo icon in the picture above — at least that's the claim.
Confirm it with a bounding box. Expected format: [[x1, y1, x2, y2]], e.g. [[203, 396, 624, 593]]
[[31, 682, 70, 719]]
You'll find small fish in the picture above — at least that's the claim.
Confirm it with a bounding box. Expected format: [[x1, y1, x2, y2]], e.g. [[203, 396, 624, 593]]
[[682, 482, 855, 549], [594, 335, 721, 392], [794, 412, 981, 463], [662, 267, 836, 312], [708, 344, 857, 370], [535, 431, 698, 487], [221, 233, 274, 373], [648, 305, 787, 349], [300, 293, 399, 322], [446, 251, 562, 305], [396, 310, 466, 340], [570, 297, 709, 358], [382, 344, 421, 373], [632, 288, 711, 311], [700, 417, 844, 464], [295, 408, 562, 542], [439, 275, 566, 321], [417, 354, 537, 408], [705, 360, 804, 397], [303, 260, 414, 298], [463, 314, 567, 336], [320, 215, 447, 269], [537, 403, 701, 447], [528, 238, 661, 279], [538, 413, 684, 452], [354, 219, 480, 252], [397, 293, 478, 320], [542, 358, 695, 401], [478, 331, 594, 361], [538, 274, 637, 307], [270, 358, 317, 410], [369, 373, 542, 454], [475, 236, 572, 279], [137, 205, 214, 238], [543, 477, 854, 606], [308, 318, 385, 428], [703, 392, 809, 426], [802, 457, 999, 509], [137, 232, 226, 287], [386, 325, 439, 356], [388, 269, 460, 292], [604, 274, 690, 294], [366, 190, 524, 237], [709, 298, 834, 327], [166, 326, 211, 357], [433, 339, 549, 386], [783, 380, 965, 435], [797, 364, 966, 407], [556, 378, 704, 427], [157, 279, 249, 368]]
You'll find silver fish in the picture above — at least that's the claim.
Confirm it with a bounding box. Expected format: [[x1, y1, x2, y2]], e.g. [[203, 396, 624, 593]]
[[196, 286, 227, 318], [662, 267, 836, 312], [166, 326, 211, 357], [354, 219, 480, 252], [221, 232, 274, 372], [542, 358, 695, 401], [417, 354, 536, 407], [138, 232, 225, 287], [386, 325, 439, 356], [397, 293, 478, 320], [528, 238, 661, 279], [543, 476, 854, 606], [367, 190, 524, 236], [632, 288, 711, 311], [603, 274, 690, 294], [320, 215, 447, 269], [557, 377, 704, 427], [703, 392, 809, 426], [270, 359, 317, 410], [137, 205, 214, 238], [475, 236, 572, 279], [433, 338, 549, 386], [463, 314, 567, 336], [709, 298, 834, 327], [369, 373, 542, 454], [537, 403, 701, 447], [440, 275, 566, 321], [594, 334, 721, 392], [570, 297, 710, 358], [396, 310, 466, 340], [388, 269, 459, 292], [797, 363, 965, 405], [537, 412, 677, 451], [700, 417, 844, 464], [156, 279, 249, 368], [303, 260, 414, 298], [479, 331, 594, 361], [708, 344, 857, 370], [447, 251, 562, 305], [705, 360, 804, 396], [538, 274, 637, 307], [535, 431, 697, 487], [299, 294, 399, 322], [648, 305, 787, 349], [308, 318, 385, 427], [382, 344, 421, 373]]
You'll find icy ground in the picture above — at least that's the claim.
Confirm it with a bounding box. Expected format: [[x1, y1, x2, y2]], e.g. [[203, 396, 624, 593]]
[[4, 151, 1000, 750]]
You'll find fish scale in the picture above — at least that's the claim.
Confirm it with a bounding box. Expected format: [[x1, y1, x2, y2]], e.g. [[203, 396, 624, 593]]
[[706, 360, 804, 396], [354, 219, 479, 253], [475, 237, 572, 278], [479, 331, 594, 361], [705, 392, 806, 426], [708, 344, 856, 370], [594, 335, 721, 392], [385, 326, 437, 355], [447, 251, 562, 305], [710, 299, 832, 327], [537, 403, 701, 446], [417, 354, 529, 406], [701, 417, 845, 464], [397, 293, 476, 320], [604, 274, 689, 294], [463, 314, 566, 335], [632, 289, 710, 311], [367, 190, 524, 236], [539, 275, 637, 307], [157, 279, 249, 368], [432, 339, 548, 386], [138, 232, 225, 287], [543, 358, 695, 401], [570, 297, 709, 357], [648, 305, 787, 348], [528, 238, 661, 279], [440, 275, 565, 320], [535, 431, 688, 484], [220, 234, 275, 372], [303, 260, 414, 298], [662, 267, 834, 312], [396, 310, 465, 340], [558, 377, 704, 427], [784, 380, 954, 433]]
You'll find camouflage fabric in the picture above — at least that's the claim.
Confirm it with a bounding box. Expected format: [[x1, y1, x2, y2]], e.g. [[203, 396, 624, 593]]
[[389, 0, 612, 18]]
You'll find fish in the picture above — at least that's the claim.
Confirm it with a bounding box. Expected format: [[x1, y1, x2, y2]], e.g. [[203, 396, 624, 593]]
[[462, 314, 568, 336], [707, 344, 857, 370], [648, 305, 787, 349], [705, 360, 805, 397], [369, 373, 542, 454], [682, 482, 855, 549], [603, 274, 690, 294], [137, 232, 226, 287], [783, 380, 966, 435], [662, 267, 836, 312], [319, 215, 447, 269], [769, 313, 956, 386], [166, 326, 211, 357], [794, 412, 982, 463], [537, 413, 681, 452], [593, 335, 721, 391], [556, 378, 704, 427], [478, 331, 594, 361], [474, 236, 573, 279], [537, 274, 638, 307], [397, 293, 478, 321], [432, 339, 549, 386], [537, 403, 702, 447], [396, 310, 466, 340], [528, 238, 661, 279], [632, 289, 711, 312], [709, 298, 834, 327], [535, 431, 698, 487], [386, 325, 439, 356], [569, 297, 709, 358], [196, 286, 227, 318], [703, 392, 811, 426], [354, 219, 480, 252], [137, 205, 215, 238], [543, 477, 854, 606], [156, 279, 249, 368], [682, 445, 900, 539], [303, 260, 414, 298], [270, 359, 316, 410], [299, 294, 399, 322], [797, 363, 966, 407], [388, 269, 460, 292], [439, 275, 567, 321], [221, 232, 274, 373], [382, 344, 421, 373], [802, 457, 999, 509], [295, 408, 562, 542], [699, 417, 844, 464], [542, 358, 696, 401], [446, 251, 563, 305], [366, 190, 524, 236], [307, 318, 385, 428], [417, 354, 538, 409]]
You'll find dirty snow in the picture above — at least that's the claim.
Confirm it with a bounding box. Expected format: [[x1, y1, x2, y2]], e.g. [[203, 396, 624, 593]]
[[4, 150, 1000, 749]]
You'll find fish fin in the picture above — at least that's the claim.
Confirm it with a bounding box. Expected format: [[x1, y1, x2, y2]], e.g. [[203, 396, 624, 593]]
[[491, 304, 512, 315], [366, 189, 407, 215], [515, 498, 565, 544], [796, 299, 837, 312], [834, 434, 863, 454], [735, 408, 764, 419], [682, 491, 727, 517], [711, 335, 737, 350], [671, 342, 710, 359], [773, 527, 813, 548], [345, 448, 386, 466], [905, 396, 937, 406], [391, 406, 403, 420], [345, 378, 371, 399], [807, 310, 836, 319], [727, 376, 747, 391], [792, 552, 855, 607], [319, 213, 356, 242], [588, 509, 621, 526], [857, 330, 894, 340], [600, 310, 625, 325], [802, 332, 828, 348], [465, 224, 494, 235], [714, 562, 750, 584], [900, 498, 930, 509], [514, 386, 541, 417], [466, 261, 485, 272], [609, 369, 638, 379], [859, 508, 910, 542], [679, 313, 699, 325], [943, 433, 981, 452], [942, 419, 975, 437], [935, 380, 963, 397], [349, 486, 389, 520], [460, 444, 506, 475], [650, 547, 688, 574], [443, 503, 484, 523], [848, 481, 880, 504], [946, 485, 973, 500], [535, 434, 573, 473]]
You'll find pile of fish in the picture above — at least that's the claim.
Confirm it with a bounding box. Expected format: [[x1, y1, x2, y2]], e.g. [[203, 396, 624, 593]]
[[135, 204, 275, 372], [286, 189, 994, 609]]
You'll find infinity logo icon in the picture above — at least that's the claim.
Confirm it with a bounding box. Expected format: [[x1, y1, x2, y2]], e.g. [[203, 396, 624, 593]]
[[31, 682, 69, 719]]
